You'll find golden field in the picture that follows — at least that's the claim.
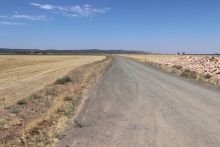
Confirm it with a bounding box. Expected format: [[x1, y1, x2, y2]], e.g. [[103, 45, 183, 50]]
[[118, 54, 187, 62], [0, 55, 105, 111]]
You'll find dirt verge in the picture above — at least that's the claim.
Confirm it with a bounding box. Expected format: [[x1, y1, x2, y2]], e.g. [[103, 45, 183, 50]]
[[0, 55, 114, 147]]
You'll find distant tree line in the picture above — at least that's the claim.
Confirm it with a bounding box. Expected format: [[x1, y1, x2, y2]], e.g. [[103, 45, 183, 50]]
[[15, 50, 46, 54], [176, 52, 219, 55]]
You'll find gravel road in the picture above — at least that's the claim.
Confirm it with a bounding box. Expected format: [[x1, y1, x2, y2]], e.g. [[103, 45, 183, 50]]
[[57, 57, 220, 147]]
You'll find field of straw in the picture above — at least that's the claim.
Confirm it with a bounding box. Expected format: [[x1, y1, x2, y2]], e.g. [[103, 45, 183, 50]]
[[0, 55, 105, 111], [119, 54, 187, 62]]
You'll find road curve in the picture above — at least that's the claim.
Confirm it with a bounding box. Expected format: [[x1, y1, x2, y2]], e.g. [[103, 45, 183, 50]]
[[57, 57, 220, 147]]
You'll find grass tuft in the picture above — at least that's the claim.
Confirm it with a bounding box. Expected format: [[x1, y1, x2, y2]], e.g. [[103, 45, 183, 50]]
[[105, 57, 115, 71], [17, 100, 27, 105], [189, 71, 197, 79], [184, 69, 191, 72], [46, 88, 58, 96], [29, 94, 41, 100], [74, 119, 82, 128], [0, 121, 5, 131], [203, 74, 212, 79], [63, 96, 82, 118], [52, 131, 62, 139], [64, 95, 73, 101], [54, 76, 72, 85], [180, 69, 197, 79], [180, 70, 189, 77], [172, 65, 182, 70]]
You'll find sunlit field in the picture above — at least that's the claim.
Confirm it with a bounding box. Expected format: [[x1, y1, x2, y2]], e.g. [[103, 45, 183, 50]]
[[119, 54, 204, 62], [0, 55, 105, 111]]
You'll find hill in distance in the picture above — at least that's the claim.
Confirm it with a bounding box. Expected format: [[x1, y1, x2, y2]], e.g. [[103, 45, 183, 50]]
[[0, 48, 149, 54]]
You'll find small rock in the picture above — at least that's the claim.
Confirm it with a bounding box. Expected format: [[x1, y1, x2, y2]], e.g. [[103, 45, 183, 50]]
[[214, 70, 220, 74], [187, 56, 192, 59], [211, 68, 217, 72]]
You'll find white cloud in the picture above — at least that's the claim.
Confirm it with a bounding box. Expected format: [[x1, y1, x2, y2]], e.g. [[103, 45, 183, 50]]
[[30, 2, 111, 18], [84, 4, 91, 8], [92, 8, 110, 13], [66, 13, 79, 17], [0, 21, 26, 26], [30, 3, 55, 10], [57, 6, 68, 11], [12, 15, 48, 21], [41, 5, 54, 10], [0, 15, 7, 18]]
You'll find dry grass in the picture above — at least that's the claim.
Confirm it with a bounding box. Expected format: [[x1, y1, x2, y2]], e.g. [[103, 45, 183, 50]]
[[0, 55, 114, 146], [0, 55, 105, 112], [118, 54, 204, 62]]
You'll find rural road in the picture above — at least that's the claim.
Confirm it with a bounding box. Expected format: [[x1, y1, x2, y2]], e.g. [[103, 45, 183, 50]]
[[57, 57, 220, 147]]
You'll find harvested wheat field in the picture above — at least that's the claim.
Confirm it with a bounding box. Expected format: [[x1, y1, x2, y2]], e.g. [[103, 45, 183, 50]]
[[0, 55, 105, 112], [119, 54, 189, 62]]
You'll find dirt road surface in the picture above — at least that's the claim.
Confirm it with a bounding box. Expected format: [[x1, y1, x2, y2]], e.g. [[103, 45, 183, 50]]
[[57, 57, 220, 147]]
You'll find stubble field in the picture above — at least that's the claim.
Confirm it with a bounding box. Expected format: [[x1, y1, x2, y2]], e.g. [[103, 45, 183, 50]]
[[0, 55, 105, 112], [119, 54, 187, 62]]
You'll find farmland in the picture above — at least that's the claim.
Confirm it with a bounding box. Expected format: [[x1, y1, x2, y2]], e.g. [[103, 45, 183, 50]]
[[0, 55, 105, 112], [1, 54, 220, 147], [0, 55, 113, 146], [119, 54, 189, 62]]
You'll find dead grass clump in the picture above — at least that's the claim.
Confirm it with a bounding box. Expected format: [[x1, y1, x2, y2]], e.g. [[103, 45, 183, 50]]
[[74, 119, 82, 128], [29, 94, 41, 100], [180, 69, 197, 79], [203, 74, 212, 79], [172, 65, 182, 70], [105, 57, 115, 71], [16, 100, 27, 105], [63, 97, 81, 118], [64, 95, 73, 101], [46, 88, 59, 96], [0, 122, 5, 131], [54, 76, 72, 85]]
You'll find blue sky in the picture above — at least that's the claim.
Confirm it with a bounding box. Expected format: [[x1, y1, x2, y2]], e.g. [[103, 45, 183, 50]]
[[0, 0, 220, 54]]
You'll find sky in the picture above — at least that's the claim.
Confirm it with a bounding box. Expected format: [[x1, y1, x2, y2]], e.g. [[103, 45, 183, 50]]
[[0, 0, 220, 54]]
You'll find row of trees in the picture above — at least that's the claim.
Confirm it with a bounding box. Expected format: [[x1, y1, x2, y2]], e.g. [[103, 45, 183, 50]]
[[176, 52, 219, 55], [15, 51, 46, 54], [176, 52, 185, 55]]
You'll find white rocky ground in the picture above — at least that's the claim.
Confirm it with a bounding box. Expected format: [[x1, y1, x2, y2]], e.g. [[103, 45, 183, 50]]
[[156, 56, 220, 79]]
